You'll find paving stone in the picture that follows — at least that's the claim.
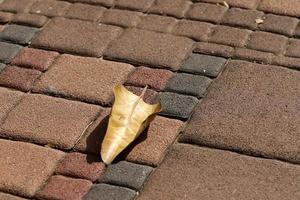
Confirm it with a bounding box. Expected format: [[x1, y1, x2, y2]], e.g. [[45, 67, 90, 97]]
[[0, 139, 64, 197], [0, 87, 23, 123], [180, 53, 226, 77], [1, 94, 101, 149], [258, 0, 300, 17], [99, 161, 153, 190], [125, 86, 159, 105], [12, 13, 48, 27], [285, 39, 300, 58], [294, 23, 300, 38], [221, 8, 264, 29], [0, 65, 41, 92], [125, 116, 183, 166], [56, 152, 106, 182], [11, 47, 59, 71], [126, 66, 173, 91], [180, 60, 300, 163], [165, 73, 212, 98], [138, 144, 300, 200], [36, 175, 92, 200], [0, 0, 35, 13], [115, 0, 155, 12], [272, 56, 300, 70], [187, 3, 228, 23], [0, 192, 27, 200], [194, 0, 260, 9], [209, 25, 251, 47], [0, 25, 4, 32], [0, 24, 38, 45], [34, 54, 133, 105], [66, 0, 114, 7], [194, 42, 234, 58], [0, 63, 5, 71], [83, 184, 136, 200], [100, 9, 142, 27], [137, 14, 177, 33], [31, 18, 122, 57], [64, 3, 105, 22], [159, 92, 199, 119], [148, 0, 191, 18], [30, 0, 71, 17], [104, 28, 194, 70], [172, 20, 213, 41], [234, 48, 274, 64], [0, 11, 14, 23], [0, 42, 22, 64], [259, 14, 298, 36], [247, 31, 287, 54]]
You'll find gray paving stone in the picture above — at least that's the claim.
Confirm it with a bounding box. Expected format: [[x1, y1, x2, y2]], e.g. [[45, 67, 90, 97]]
[[83, 184, 136, 200], [159, 92, 199, 119], [98, 161, 153, 190], [180, 53, 227, 77], [0, 63, 6, 72], [0, 42, 22, 64], [165, 73, 212, 98], [0, 24, 38, 45]]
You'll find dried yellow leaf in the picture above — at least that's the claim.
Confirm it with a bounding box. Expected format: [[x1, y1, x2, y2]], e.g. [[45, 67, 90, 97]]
[[101, 85, 161, 164]]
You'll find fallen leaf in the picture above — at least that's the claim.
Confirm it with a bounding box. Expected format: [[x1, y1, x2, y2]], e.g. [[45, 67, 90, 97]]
[[255, 18, 264, 24], [101, 85, 161, 164]]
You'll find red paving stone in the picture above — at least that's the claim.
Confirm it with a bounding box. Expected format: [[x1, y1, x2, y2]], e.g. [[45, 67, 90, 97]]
[[0, 87, 23, 123]]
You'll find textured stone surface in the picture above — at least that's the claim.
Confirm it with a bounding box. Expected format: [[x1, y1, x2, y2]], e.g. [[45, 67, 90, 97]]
[[234, 48, 274, 64], [159, 92, 199, 119], [66, 0, 114, 7], [30, 0, 71, 17], [0, 87, 23, 123], [31, 18, 122, 57], [0, 11, 14, 23], [258, 0, 300, 17], [34, 54, 133, 105], [0, 24, 38, 44], [100, 9, 142, 27], [11, 47, 59, 71], [83, 184, 136, 200], [99, 161, 153, 190], [180, 60, 300, 163], [137, 14, 177, 33], [0, 65, 41, 92], [126, 66, 173, 91], [138, 144, 300, 200], [285, 39, 300, 58], [172, 20, 213, 41], [0, 42, 22, 64], [187, 3, 228, 23], [272, 56, 300, 70], [181, 53, 226, 77], [194, 0, 260, 9], [0, 139, 64, 197], [64, 3, 105, 22], [0, 0, 35, 13], [36, 175, 92, 200], [0, 63, 6, 71], [56, 152, 106, 182], [104, 28, 194, 70], [165, 73, 212, 98], [12, 13, 48, 27], [148, 0, 191, 18], [247, 31, 287, 54], [0, 193, 27, 200], [115, 0, 155, 12], [125, 86, 159, 105], [194, 42, 234, 58], [1, 94, 101, 149]]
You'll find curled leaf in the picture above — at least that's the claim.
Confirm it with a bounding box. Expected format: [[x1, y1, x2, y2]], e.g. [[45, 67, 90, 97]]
[[101, 85, 161, 164]]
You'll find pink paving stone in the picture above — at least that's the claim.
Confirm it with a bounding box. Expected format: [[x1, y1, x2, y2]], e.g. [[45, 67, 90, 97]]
[[55, 152, 106, 182], [0, 192, 27, 200], [258, 0, 300, 17], [33, 54, 134, 105], [36, 175, 92, 200], [0, 139, 64, 197], [0, 94, 102, 149], [126, 66, 173, 91], [11, 47, 59, 71], [0, 87, 23, 123]]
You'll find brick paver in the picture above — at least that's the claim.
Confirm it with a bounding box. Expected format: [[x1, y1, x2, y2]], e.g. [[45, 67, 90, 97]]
[[115, 0, 155, 12], [64, 3, 105, 22], [258, 0, 300, 17], [0, 42, 22, 64], [30, 0, 71, 17], [187, 3, 228, 23], [195, 0, 260, 9], [0, 0, 35, 13], [148, 0, 191, 18], [12, 13, 48, 27], [0, 192, 27, 200], [137, 14, 177, 33], [0, 87, 23, 123]]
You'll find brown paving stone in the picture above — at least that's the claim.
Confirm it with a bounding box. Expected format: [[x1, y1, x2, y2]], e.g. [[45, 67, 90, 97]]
[[0, 192, 27, 200], [285, 39, 300, 58], [125, 86, 159, 105], [64, 3, 105, 22], [234, 48, 274, 64], [209, 25, 251, 47], [187, 3, 228, 23], [34, 54, 133, 105], [31, 18, 122, 57], [148, 0, 191, 18], [194, 42, 234, 58], [180, 60, 300, 163], [258, 0, 300, 17], [12, 13, 48, 28], [272, 56, 300, 70], [0, 139, 64, 197], [247, 31, 287, 54], [0, 65, 41, 92], [137, 14, 177, 33], [194, 0, 260, 9], [115, 0, 155, 12], [36, 175, 92, 200], [172, 20, 213, 41], [55, 152, 106, 182], [0, 0, 35, 13], [66, 0, 114, 7], [0, 11, 14, 23], [0, 25, 4, 32], [104, 28, 194, 70], [126, 66, 173, 91], [294, 23, 300, 38], [30, 0, 70, 17], [0, 94, 101, 149], [11, 47, 59, 71], [100, 9, 142, 27], [0, 87, 23, 123], [138, 144, 300, 200]]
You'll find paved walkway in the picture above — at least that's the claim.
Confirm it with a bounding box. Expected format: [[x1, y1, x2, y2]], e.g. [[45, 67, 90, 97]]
[[0, 0, 299, 200]]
